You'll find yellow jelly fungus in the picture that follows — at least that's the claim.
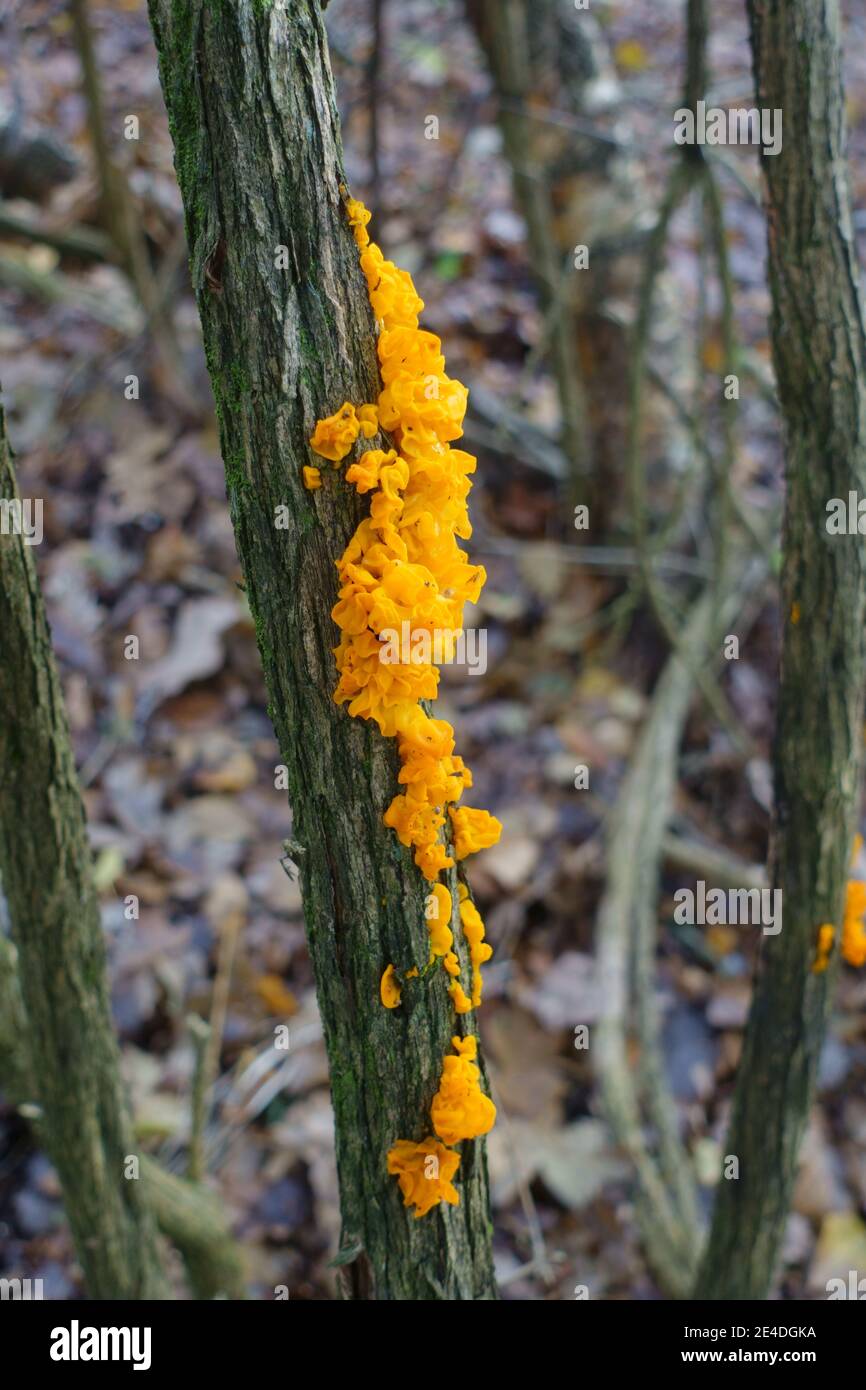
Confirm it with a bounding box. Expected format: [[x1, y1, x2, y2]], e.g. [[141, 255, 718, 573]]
[[449, 806, 502, 861], [312, 196, 501, 1214], [386, 1137, 461, 1218], [426, 882, 454, 959], [405, 966, 419, 980], [460, 897, 493, 1008], [309, 402, 364, 463], [303, 465, 322, 490], [815, 849, 866, 971], [448, 980, 473, 1015], [430, 1035, 496, 1145], [812, 923, 835, 974], [380, 963, 401, 1009], [443, 951, 461, 978], [843, 879, 866, 968], [309, 196, 502, 886]]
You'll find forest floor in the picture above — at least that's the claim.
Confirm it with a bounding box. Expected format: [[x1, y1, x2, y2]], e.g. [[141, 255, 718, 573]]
[[2, 0, 866, 1299]]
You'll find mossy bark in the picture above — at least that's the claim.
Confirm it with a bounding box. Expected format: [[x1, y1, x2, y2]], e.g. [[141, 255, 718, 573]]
[[696, 0, 866, 1299], [0, 404, 168, 1299], [147, 0, 496, 1299]]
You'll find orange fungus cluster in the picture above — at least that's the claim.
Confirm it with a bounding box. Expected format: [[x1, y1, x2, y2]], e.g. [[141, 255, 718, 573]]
[[430, 1035, 496, 1147], [307, 196, 501, 885], [842, 878, 866, 967], [813, 837, 866, 973], [386, 1137, 461, 1219], [385, 1037, 495, 1220], [308, 194, 499, 1218]]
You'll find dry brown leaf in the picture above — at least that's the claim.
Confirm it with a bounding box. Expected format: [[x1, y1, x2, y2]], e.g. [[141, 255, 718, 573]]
[[140, 596, 240, 706]]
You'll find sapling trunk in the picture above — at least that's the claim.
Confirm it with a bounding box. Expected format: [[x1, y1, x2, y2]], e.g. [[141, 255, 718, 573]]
[[0, 935, 245, 1300], [147, 0, 497, 1299], [695, 0, 866, 1299], [0, 402, 168, 1299]]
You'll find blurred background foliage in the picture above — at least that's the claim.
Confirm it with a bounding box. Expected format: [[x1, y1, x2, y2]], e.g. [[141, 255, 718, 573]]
[[1, 0, 866, 1299]]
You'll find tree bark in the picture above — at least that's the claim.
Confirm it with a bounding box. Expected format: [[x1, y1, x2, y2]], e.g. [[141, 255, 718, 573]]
[[0, 403, 168, 1299], [696, 0, 866, 1299], [146, 0, 496, 1300]]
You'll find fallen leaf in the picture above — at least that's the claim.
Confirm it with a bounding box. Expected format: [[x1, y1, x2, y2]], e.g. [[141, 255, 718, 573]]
[[517, 951, 605, 1031], [706, 982, 751, 1030], [92, 845, 124, 892], [255, 974, 298, 1017], [139, 596, 240, 706], [615, 39, 648, 72], [484, 1007, 567, 1123], [203, 871, 249, 928], [792, 1117, 852, 1221], [536, 1119, 628, 1209], [487, 1116, 626, 1210], [809, 1212, 866, 1293]]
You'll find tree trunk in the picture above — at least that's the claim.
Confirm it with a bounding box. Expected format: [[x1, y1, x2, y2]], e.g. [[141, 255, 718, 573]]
[[467, 0, 653, 525], [696, 0, 866, 1299], [146, 0, 496, 1300], [0, 403, 168, 1299], [0, 936, 245, 1300]]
